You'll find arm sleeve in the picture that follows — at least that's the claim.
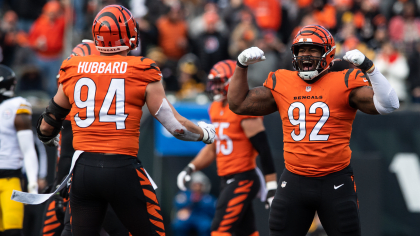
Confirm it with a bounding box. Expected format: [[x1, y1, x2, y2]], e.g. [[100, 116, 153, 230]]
[[248, 131, 276, 176], [17, 130, 39, 184]]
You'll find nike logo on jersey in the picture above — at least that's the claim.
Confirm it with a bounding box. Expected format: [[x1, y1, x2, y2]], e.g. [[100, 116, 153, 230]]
[[363, 79, 368, 82], [334, 184, 344, 189], [227, 178, 235, 184], [158, 73, 163, 77], [77, 61, 128, 74]]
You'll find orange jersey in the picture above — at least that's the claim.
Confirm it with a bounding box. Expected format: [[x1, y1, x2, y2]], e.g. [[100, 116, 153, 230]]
[[209, 101, 259, 176], [58, 55, 161, 157], [264, 69, 369, 177]]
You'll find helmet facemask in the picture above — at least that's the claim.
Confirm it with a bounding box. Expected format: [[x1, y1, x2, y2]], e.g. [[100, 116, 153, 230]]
[[292, 44, 336, 80], [207, 74, 229, 102]]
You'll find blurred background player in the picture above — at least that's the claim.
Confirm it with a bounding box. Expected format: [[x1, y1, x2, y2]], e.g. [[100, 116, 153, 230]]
[[177, 60, 277, 236], [40, 40, 131, 236], [36, 5, 215, 235], [228, 25, 399, 236], [172, 171, 216, 236], [0, 65, 39, 236]]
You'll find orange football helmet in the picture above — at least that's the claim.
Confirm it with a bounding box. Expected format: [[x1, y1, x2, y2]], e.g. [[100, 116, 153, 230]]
[[291, 25, 336, 80], [207, 60, 236, 101], [71, 40, 100, 57], [92, 5, 139, 53]]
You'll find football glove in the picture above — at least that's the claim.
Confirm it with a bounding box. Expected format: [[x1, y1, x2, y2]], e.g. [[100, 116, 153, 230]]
[[198, 121, 216, 144], [265, 181, 277, 209], [343, 49, 375, 73], [28, 182, 38, 194], [237, 47, 266, 68], [177, 163, 195, 191]]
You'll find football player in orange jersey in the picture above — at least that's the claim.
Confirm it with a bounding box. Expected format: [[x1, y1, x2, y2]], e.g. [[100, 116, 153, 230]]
[[228, 25, 399, 236], [35, 5, 215, 236], [41, 41, 132, 236], [177, 60, 278, 236]]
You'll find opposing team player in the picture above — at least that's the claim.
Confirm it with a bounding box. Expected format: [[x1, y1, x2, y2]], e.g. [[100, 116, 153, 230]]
[[36, 5, 215, 236], [41, 41, 131, 236], [177, 60, 278, 236], [0, 65, 39, 236], [228, 25, 399, 236]]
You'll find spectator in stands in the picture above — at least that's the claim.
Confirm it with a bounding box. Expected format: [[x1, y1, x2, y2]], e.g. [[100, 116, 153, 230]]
[[243, 0, 282, 32], [228, 9, 259, 58], [4, 0, 46, 32], [374, 41, 409, 103], [388, 1, 420, 54], [0, 10, 28, 66], [156, 1, 188, 61], [189, 2, 228, 40], [28, 0, 65, 97], [176, 53, 206, 100], [191, 10, 229, 73], [172, 171, 216, 236], [222, 0, 255, 32]]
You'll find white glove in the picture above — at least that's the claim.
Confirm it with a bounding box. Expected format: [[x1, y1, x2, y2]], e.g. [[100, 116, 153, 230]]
[[265, 181, 277, 209], [237, 47, 266, 67], [41, 134, 59, 147], [343, 49, 365, 66], [177, 164, 195, 191], [28, 182, 38, 194], [198, 121, 215, 144]]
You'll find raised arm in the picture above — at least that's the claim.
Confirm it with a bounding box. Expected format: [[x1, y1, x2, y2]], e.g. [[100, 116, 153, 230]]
[[228, 47, 277, 116], [145, 81, 215, 144], [344, 49, 399, 115]]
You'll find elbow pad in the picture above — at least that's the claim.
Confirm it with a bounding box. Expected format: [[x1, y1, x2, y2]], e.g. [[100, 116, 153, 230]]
[[369, 68, 400, 114], [155, 98, 200, 141], [36, 99, 70, 142]]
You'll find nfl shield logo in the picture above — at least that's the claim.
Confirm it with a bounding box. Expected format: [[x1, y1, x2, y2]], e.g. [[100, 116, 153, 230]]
[[306, 86, 311, 92], [281, 181, 287, 188]]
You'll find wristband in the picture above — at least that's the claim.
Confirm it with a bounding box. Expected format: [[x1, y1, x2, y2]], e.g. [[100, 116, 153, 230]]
[[237, 59, 248, 68]]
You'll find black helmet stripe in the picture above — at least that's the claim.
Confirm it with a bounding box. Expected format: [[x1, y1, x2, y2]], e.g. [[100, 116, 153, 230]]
[[81, 43, 92, 55], [98, 20, 110, 34], [96, 11, 126, 46], [297, 30, 326, 44], [221, 61, 232, 76], [115, 6, 132, 42], [75, 46, 86, 56]]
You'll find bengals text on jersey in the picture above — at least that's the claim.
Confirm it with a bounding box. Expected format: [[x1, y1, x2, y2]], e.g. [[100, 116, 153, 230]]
[[263, 68, 369, 177]]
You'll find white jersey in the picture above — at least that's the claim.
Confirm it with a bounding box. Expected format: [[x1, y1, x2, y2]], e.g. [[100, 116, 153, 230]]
[[0, 97, 32, 170]]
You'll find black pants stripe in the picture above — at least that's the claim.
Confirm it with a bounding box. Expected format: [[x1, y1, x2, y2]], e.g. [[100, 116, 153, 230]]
[[211, 169, 260, 235]]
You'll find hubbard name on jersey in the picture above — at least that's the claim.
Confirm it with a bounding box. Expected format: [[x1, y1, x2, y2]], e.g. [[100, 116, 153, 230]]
[[0, 97, 32, 172], [58, 55, 162, 157], [264, 68, 369, 177]]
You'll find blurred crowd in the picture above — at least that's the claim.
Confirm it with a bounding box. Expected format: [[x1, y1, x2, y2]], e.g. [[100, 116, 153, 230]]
[[1, 0, 420, 106]]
